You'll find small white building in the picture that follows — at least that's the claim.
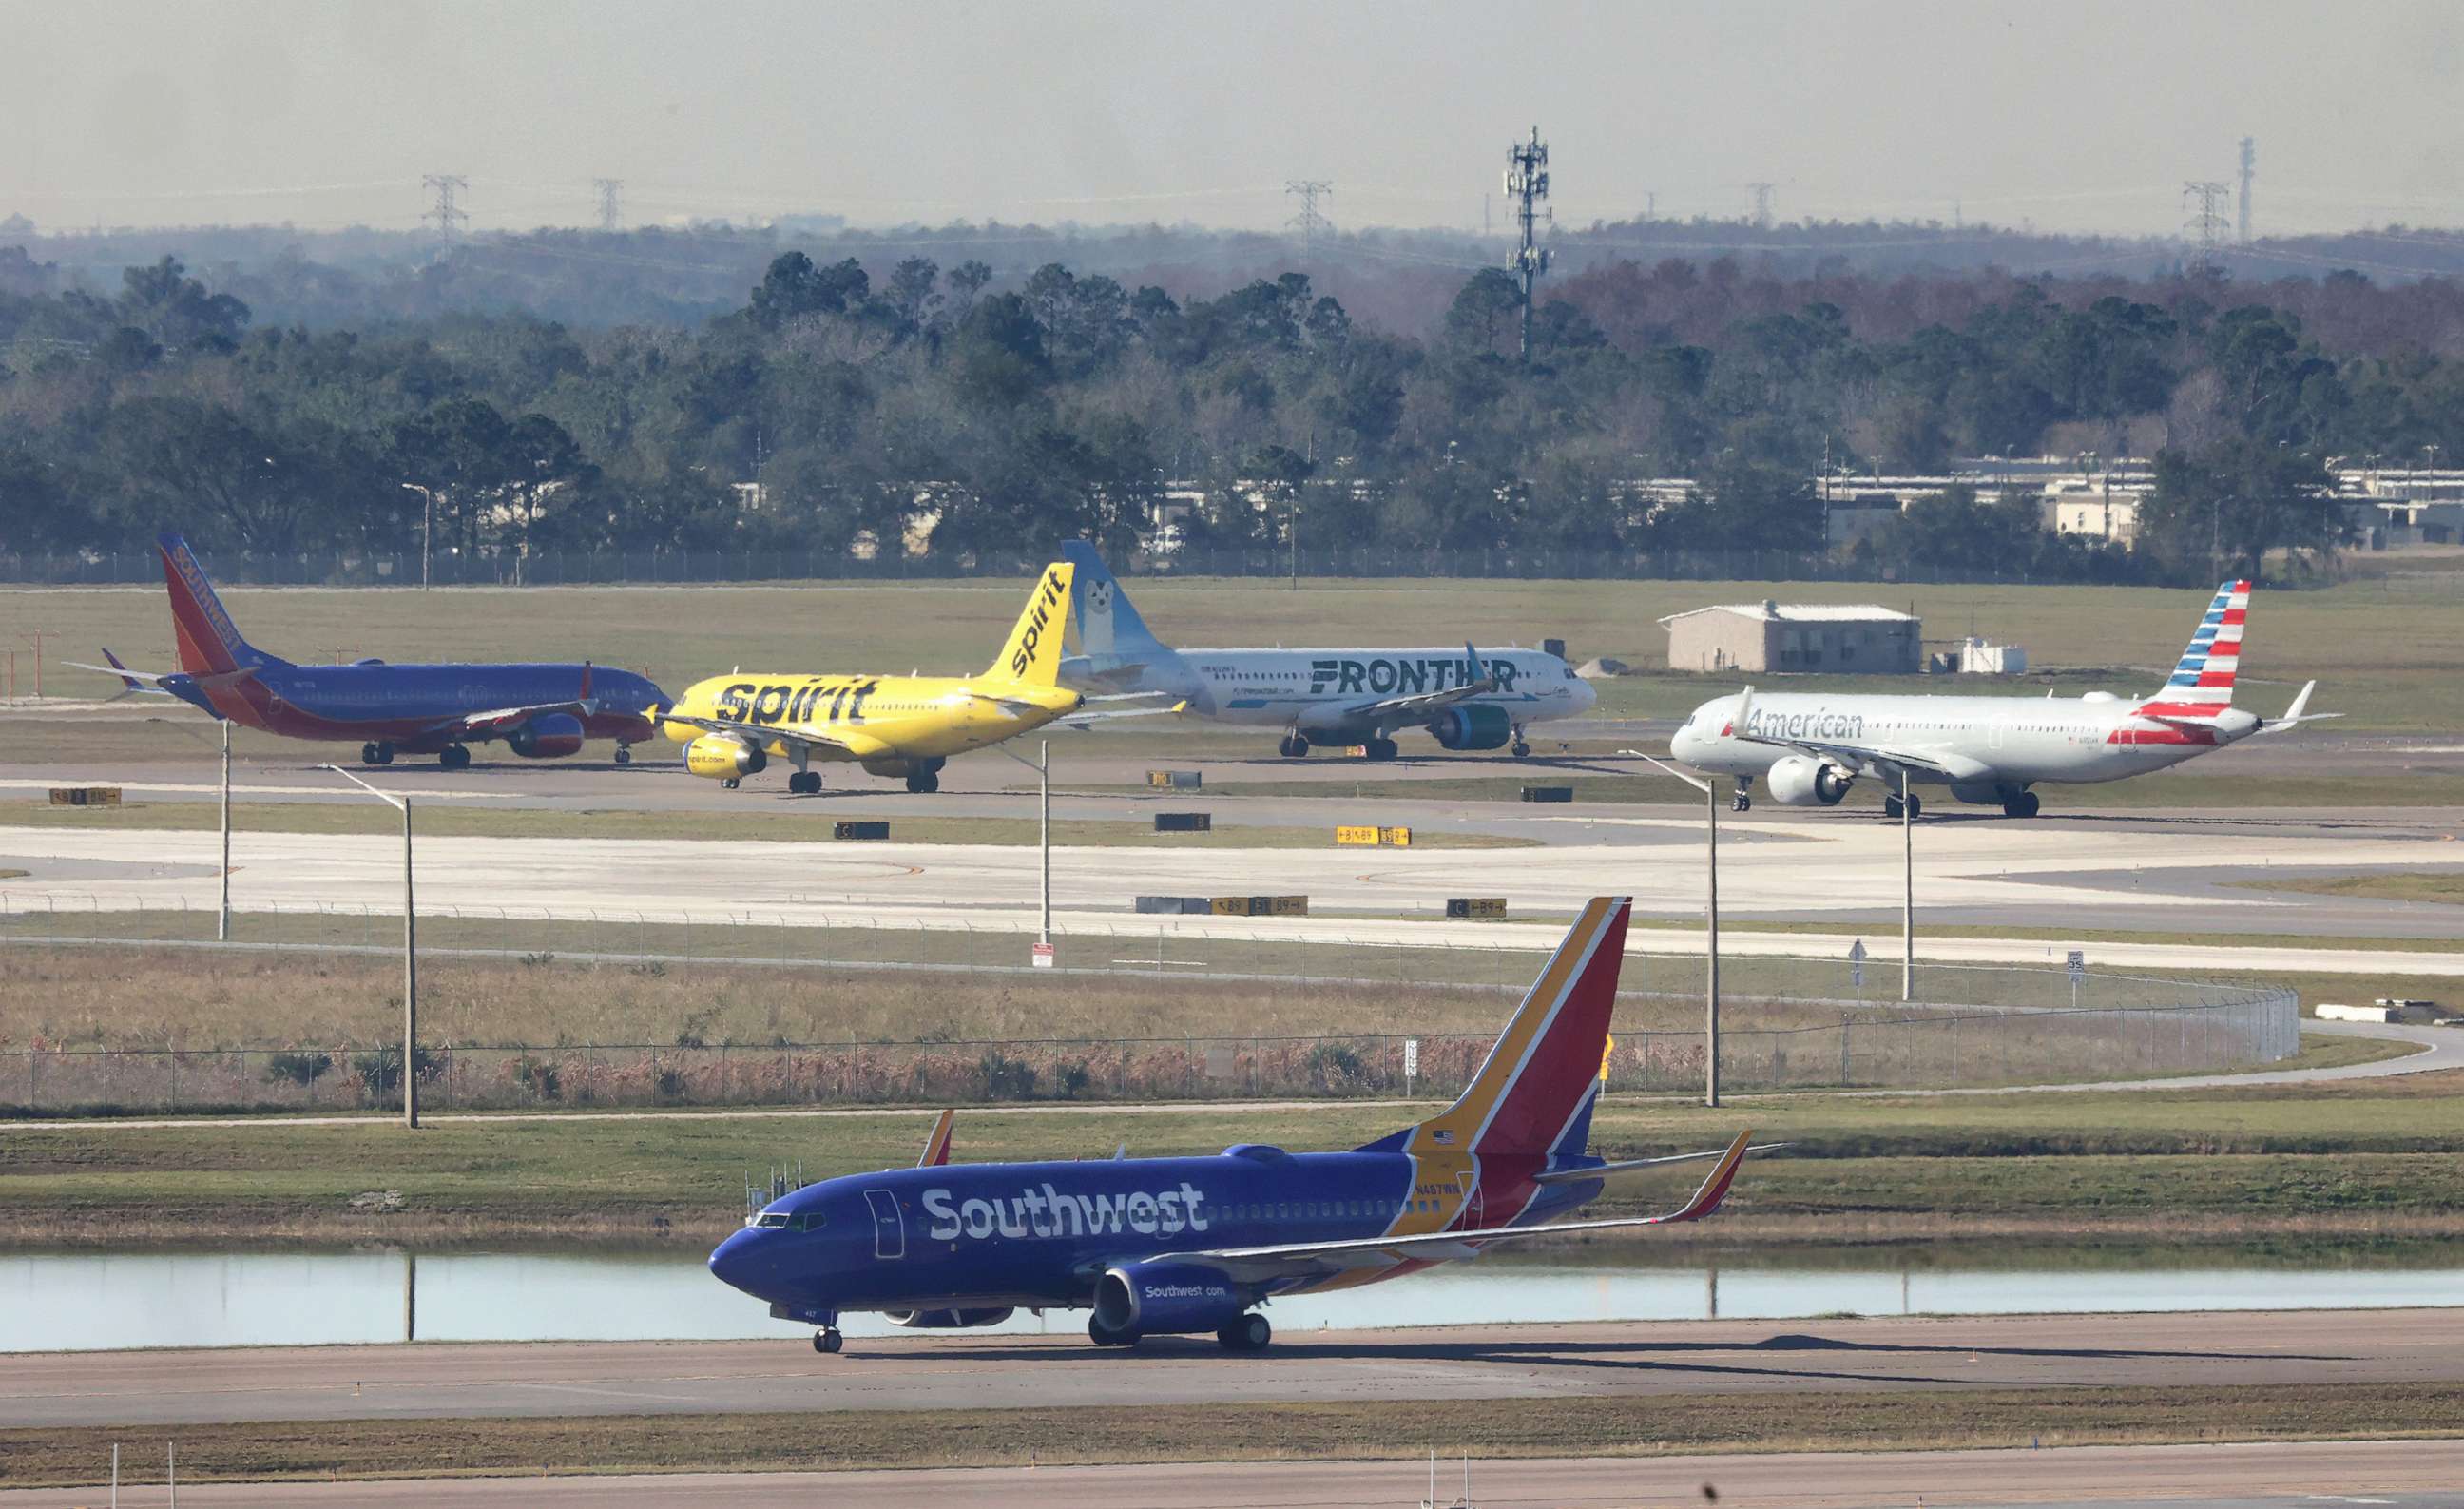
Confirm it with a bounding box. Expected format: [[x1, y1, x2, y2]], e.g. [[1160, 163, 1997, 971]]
[[1659, 600, 1922, 674]]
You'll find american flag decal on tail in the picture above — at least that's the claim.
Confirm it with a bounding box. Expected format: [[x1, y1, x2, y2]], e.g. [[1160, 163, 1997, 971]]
[[2157, 579, 2248, 708]]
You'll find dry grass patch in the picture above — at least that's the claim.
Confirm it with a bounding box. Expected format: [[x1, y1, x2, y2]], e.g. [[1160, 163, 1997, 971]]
[[8, 1384, 2464, 1487]]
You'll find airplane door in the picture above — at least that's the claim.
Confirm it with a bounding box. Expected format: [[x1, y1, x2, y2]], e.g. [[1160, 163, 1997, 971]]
[[864, 1189, 905, 1261]]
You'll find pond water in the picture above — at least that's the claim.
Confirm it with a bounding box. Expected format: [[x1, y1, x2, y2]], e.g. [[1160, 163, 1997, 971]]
[[8, 1245, 2459, 1352]]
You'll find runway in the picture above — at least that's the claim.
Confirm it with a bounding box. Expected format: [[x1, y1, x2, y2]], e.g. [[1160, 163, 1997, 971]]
[[10, 1308, 2462, 1429], [6, 1441, 2463, 1508], [7, 818, 2463, 974]]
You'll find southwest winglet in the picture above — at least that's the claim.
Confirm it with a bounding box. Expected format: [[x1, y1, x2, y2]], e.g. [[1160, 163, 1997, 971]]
[[1665, 1129, 1754, 1223]]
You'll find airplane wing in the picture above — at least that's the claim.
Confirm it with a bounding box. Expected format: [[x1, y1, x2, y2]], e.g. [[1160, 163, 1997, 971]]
[[1337, 640, 1499, 725], [1530, 1139, 1790, 1186], [67, 650, 177, 701], [1148, 1131, 1755, 1287], [659, 710, 895, 764], [418, 664, 608, 740]]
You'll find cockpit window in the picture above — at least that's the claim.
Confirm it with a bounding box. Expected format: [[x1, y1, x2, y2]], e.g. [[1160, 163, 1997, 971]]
[[752, 1210, 826, 1230]]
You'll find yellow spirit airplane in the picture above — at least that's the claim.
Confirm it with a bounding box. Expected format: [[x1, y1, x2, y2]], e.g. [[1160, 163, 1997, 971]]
[[659, 562, 1085, 794]]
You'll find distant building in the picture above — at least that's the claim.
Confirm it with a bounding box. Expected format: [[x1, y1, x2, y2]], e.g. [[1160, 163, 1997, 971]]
[[2044, 489, 2142, 546], [1659, 600, 1921, 674]]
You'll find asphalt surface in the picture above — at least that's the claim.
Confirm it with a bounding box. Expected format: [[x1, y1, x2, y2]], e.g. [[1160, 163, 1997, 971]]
[[8, 818, 2463, 975], [10, 1308, 2461, 1429], [7, 1442, 2464, 1507]]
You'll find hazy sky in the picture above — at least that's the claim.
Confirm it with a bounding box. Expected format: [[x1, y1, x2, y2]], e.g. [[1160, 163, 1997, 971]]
[[4, 1, 2459, 240]]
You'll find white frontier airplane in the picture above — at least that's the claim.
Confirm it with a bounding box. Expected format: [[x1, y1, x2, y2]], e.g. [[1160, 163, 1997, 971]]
[[1058, 542, 1595, 760], [1667, 580, 2334, 818]]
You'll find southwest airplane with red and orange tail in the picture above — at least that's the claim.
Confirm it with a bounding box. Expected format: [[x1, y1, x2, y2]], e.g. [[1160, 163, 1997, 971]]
[[710, 897, 1766, 1355], [74, 533, 669, 768]]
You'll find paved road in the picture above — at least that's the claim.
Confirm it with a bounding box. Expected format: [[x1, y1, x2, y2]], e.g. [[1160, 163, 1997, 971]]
[[7, 1441, 2463, 1507], [8, 818, 2463, 973], [9, 1308, 2461, 1429]]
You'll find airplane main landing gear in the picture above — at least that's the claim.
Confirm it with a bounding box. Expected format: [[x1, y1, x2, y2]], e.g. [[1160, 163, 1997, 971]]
[[788, 771, 822, 795], [1511, 723, 1531, 759], [2001, 790, 2040, 819], [1731, 779, 1752, 813], [902, 766, 940, 794], [1216, 1312, 1272, 1352], [1884, 793, 1924, 820], [812, 1327, 843, 1355], [359, 741, 395, 766], [1278, 732, 1311, 759], [1362, 737, 1399, 762], [613, 745, 632, 766], [439, 745, 471, 771]]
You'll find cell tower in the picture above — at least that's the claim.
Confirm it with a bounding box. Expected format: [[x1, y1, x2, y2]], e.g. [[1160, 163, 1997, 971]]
[[1284, 180, 1334, 257], [2183, 180, 2230, 276], [1504, 126, 1551, 362], [2237, 138, 2255, 244], [1747, 182, 1775, 230], [421, 174, 469, 237], [593, 178, 623, 233]]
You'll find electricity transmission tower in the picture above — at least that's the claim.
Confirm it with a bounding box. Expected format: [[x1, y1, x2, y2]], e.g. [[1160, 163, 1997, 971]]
[[1504, 126, 1551, 362], [1284, 180, 1334, 256], [2183, 181, 2230, 276], [421, 175, 469, 237], [593, 178, 623, 233], [1747, 182, 1775, 230], [2237, 138, 2255, 244]]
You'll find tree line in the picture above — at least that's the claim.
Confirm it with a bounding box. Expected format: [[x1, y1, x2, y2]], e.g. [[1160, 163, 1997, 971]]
[[0, 242, 2446, 583]]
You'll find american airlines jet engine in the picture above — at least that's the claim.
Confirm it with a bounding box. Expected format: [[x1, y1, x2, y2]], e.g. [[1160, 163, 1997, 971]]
[[683, 732, 767, 781], [1431, 704, 1512, 750], [1765, 754, 1855, 806], [1092, 1260, 1246, 1338], [506, 713, 585, 760], [886, 1306, 1015, 1329]]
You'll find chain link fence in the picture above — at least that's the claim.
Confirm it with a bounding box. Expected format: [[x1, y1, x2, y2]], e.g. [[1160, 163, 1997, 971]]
[[0, 895, 2299, 1114]]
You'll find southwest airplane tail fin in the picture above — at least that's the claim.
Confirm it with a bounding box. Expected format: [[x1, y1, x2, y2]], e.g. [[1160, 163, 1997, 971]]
[[2148, 578, 2249, 710], [1359, 896, 1631, 1159], [1060, 541, 1169, 660], [987, 561, 1074, 686], [158, 533, 278, 676]]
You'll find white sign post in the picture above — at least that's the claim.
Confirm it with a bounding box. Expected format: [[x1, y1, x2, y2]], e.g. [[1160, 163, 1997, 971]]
[[1403, 1037, 1419, 1098], [2067, 949, 2086, 1010]]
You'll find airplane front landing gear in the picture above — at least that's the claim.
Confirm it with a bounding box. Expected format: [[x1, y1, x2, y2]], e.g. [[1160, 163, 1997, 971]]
[[360, 741, 395, 766], [813, 1327, 843, 1355], [722, 777, 741, 790], [1278, 732, 1311, 758], [1088, 1315, 1138, 1347], [1216, 1312, 1272, 1352]]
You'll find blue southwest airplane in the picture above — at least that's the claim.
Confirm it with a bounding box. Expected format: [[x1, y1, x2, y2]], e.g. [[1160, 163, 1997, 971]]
[[72, 534, 669, 769], [710, 897, 1761, 1354]]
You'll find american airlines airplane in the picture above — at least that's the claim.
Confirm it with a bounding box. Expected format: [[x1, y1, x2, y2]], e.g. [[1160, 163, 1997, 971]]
[[1668, 579, 2333, 818], [1057, 543, 1594, 760]]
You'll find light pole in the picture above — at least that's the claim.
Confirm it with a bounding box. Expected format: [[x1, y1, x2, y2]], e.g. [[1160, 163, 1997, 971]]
[[993, 740, 1053, 960], [400, 483, 434, 589], [219, 721, 231, 941], [322, 764, 418, 1128], [1898, 768, 1914, 1002], [1620, 748, 1720, 1107]]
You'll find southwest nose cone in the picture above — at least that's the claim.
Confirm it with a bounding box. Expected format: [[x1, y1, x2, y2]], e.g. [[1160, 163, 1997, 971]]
[[708, 1228, 771, 1298]]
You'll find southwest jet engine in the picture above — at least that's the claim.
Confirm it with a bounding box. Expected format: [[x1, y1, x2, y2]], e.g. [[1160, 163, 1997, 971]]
[[506, 713, 585, 760], [1765, 754, 1854, 806]]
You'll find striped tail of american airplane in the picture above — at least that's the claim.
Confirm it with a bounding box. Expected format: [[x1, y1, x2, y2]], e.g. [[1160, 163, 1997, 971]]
[[2143, 577, 2248, 714]]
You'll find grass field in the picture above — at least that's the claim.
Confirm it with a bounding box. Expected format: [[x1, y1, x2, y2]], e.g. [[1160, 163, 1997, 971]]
[[2238, 871, 2464, 905], [7, 1383, 2460, 1488], [3, 1068, 2457, 1246], [6, 571, 2459, 732]]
